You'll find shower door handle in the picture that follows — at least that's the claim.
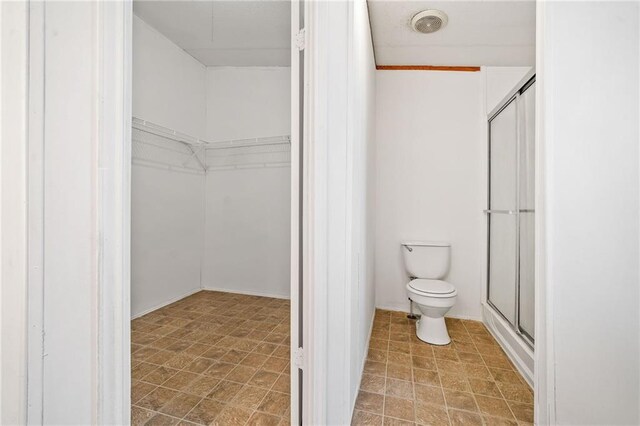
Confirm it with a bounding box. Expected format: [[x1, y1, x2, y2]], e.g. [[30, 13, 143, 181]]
[[483, 209, 517, 214], [483, 209, 535, 214]]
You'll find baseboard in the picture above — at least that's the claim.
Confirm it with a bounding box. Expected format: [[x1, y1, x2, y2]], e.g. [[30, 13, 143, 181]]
[[374, 301, 411, 313], [350, 308, 376, 421], [374, 303, 483, 322], [201, 285, 290, 300], [482, 303, 534, 387], [131, 287, 202, 319]]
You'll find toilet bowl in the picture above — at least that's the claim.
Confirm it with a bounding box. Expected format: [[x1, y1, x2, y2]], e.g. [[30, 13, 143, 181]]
[[406, 279, 457, 345], [401, 241, 457, 345]]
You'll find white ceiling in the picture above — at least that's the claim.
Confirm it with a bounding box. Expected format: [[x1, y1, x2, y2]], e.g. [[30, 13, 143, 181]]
[[133, 0, 291, 67], [134, 0, 534, 68], [368, 0, 536, 67]]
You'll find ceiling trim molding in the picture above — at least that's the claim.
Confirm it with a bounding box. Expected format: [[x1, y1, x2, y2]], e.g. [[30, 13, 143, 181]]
[[376, 65, 481, 72]]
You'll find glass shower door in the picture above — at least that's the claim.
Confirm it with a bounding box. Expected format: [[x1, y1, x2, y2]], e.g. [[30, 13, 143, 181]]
[[488, 99, 518, 325], [487, 76, 535, 345]]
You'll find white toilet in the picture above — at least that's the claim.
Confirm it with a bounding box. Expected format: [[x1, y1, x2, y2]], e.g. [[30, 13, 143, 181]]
[[402, 241, 457, 345]]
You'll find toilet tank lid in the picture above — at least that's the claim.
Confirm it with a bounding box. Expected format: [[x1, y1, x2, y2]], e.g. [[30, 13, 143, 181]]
[[401, 241, 450, 247]]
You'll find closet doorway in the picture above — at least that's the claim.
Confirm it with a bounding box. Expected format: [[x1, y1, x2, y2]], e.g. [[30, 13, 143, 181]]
[[128, 1, 304, 424]]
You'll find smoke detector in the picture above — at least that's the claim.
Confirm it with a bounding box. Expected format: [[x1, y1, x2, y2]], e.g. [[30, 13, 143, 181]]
[[411, 9, 448, 34]]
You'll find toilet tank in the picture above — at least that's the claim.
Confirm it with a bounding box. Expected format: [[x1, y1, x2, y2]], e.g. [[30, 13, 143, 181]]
[[401, 241, 451, 279]]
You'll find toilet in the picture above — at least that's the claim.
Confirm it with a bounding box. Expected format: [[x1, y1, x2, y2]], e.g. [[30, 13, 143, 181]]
[[402, 241, 457, 345]]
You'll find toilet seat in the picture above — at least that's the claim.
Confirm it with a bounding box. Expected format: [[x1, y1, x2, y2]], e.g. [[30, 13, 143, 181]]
[[408, 279, 456, 298]]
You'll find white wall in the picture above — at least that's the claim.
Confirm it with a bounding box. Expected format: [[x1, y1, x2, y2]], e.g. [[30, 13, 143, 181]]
[[375, 71, 485, 320], [131, 14, 207, 316], [540, 2, 639, 424], [348, 0, 377, 416], [205, 67, 291, 141], [202, 67, 291, 298], [203, 166, 290, 298], [131, 168, 204, 316], [310, 0, 377, 423], [133, 15, 206, 138]]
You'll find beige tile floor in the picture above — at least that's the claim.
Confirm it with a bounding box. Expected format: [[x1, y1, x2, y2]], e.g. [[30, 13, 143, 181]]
[[352, 310, 534, 426], [131, 291, 291, 426]]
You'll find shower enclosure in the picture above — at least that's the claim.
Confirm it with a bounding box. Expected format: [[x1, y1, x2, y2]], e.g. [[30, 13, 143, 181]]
[[486, 74, 535, 348]]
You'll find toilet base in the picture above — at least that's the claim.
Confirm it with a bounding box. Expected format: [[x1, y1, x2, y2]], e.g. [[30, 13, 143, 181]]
[[416, 316, 451, 345]]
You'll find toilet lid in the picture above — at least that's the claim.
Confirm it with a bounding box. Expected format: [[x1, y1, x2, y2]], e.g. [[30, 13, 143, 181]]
[[409, 279, 456, 295]]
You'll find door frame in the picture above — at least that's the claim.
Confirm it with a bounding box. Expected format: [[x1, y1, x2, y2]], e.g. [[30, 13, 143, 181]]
[[20, 2, 132, 424], [290, 0, 304, 423], [1, 2, 30, 423], [97, 1, 133, 422], [291, 0, 327, 423], [533, 0, 554, 424], [119, 0, 309, 423]]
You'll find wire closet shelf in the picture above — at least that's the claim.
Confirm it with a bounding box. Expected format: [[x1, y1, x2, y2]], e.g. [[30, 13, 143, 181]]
[[131, 117, 291, 173]]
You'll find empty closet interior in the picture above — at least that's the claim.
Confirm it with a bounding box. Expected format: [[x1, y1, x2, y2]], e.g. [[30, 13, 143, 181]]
[[130, 2, 292, 424], [131, 4, 292, 315]]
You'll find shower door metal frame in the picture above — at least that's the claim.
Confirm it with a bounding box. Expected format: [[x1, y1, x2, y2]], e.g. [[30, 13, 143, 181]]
[[486, 74, 536, 348]]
